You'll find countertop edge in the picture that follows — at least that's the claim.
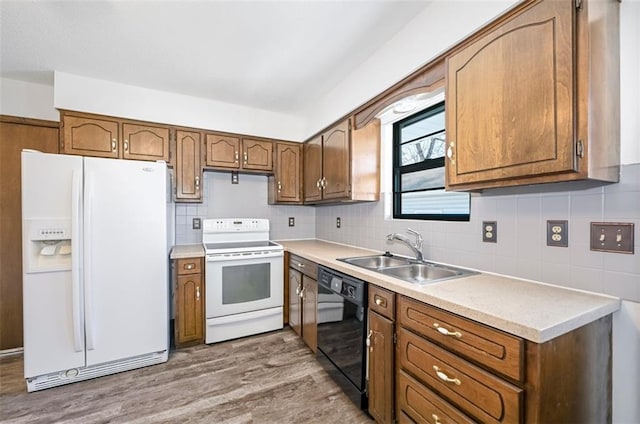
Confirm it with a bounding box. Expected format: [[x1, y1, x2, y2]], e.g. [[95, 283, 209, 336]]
[[170, 244, 205, 259]]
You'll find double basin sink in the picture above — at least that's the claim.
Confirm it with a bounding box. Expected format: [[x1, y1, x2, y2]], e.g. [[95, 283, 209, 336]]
[[338, 254, 477, 285]]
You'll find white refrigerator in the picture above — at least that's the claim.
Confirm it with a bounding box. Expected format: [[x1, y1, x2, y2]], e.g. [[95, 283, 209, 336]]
[[21, 150, 169, 392]]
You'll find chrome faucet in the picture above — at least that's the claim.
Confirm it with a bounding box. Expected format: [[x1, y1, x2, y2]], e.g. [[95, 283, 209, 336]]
[[386, 228, 424, 262]]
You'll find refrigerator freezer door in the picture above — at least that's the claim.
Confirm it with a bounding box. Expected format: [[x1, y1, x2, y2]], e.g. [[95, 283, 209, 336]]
[[83, 157, 168, 366], [21, 151, 86, 377]]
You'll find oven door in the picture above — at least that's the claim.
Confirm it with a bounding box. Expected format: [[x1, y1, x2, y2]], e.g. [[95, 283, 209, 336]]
[[205, 251, 283, 318]]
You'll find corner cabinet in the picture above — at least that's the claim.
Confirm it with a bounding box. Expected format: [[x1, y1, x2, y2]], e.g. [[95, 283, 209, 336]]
[[204, 132, 273, 173], [175, 130, 203, 202], [268, 142, 302, 204], [173, 257, 204, 348], [445, 0, 620, 190], [303, 117, 380, 204], [60, 111, 170, 162], [288, 254, 317, 352]]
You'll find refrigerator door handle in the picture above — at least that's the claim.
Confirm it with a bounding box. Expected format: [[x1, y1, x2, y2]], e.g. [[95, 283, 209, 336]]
[[84, 170, 96, 351], [71, 170, 83, 352]]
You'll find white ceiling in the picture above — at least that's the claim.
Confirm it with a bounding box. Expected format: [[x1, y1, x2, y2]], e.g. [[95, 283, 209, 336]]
[[1, 1, 430, 115]]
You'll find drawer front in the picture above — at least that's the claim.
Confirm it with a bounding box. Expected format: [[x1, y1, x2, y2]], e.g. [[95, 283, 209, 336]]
[[177, 258, 202, 275], [369, 285, 395, 320], [398, 296, 523, 381], [397, 327, 522, 423], [289, 254, 318, 279], [397, 369, 475, 424]]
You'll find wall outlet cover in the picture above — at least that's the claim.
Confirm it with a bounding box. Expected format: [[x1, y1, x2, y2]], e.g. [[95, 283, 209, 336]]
[[547, 220, 568, 247], [336, 217, 341, 228], [192, 217, 201, 230], [288, 217, 295, 227], [482, 221, 497, 243], [231, 172, 239, 184]]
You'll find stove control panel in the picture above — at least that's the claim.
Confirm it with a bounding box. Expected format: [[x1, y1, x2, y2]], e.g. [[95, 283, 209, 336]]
[[202, 218, 269, 234]]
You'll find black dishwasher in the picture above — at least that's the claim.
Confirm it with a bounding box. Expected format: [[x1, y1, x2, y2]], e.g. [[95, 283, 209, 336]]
[[316, 266, 368, 410]]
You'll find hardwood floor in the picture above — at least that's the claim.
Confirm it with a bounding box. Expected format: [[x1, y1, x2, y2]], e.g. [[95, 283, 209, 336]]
[[0, 329, 372, 423]]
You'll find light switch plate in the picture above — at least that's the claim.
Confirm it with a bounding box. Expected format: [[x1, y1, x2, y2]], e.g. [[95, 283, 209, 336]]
[[547, 220, 568, 247], [590, 222, 634, 254], [482, 221, 497, 243]]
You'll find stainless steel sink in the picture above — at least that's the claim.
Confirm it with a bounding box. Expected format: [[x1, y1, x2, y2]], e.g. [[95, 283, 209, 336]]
[[340, 255, 411, 269], [338, 254, 477, 285]]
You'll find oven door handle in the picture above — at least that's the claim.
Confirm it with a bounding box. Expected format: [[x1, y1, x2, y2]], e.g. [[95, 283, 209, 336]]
[[206, 251, 284, 262]]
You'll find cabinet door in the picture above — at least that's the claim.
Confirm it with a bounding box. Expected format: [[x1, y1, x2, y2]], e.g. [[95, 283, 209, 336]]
[[301, 275, 317, 353], [368, 310, 394, 424], [303, 135, 323, 203], [122, 123, 170, 162], [242, 138, 273, 171], [176, 273, 204, 346], [446, 0, 575, 189], [288, 268, 302, 338], [204, 133, 240, 169], [322, 119, 350, 200], [61, 115, 119, 158], [175, 130, 202, 201], [274, 142, 302, 203]]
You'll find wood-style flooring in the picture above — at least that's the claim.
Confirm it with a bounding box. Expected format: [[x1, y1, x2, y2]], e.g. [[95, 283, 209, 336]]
[[0, 329, 372, 423]]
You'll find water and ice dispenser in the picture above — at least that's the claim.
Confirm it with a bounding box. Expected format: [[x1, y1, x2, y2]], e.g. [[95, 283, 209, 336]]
[[23, 219, 73, 273]]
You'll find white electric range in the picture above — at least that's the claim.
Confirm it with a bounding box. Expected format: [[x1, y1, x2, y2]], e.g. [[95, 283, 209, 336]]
[[202, 218, 284, 343]]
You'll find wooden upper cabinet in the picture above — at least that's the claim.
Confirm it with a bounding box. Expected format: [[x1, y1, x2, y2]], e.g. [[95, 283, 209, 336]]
[[445, 0, 620, 190], [204, 133, 273, 172], [269, 142, 302, 204], [61, 115, 120, 158], [303, 135, 323, 203], [175, 130, 202, 202], [204, 133, 241, 169], [303, 117, 379, 204], [122, 123, 170, 161], [61, 112, 171, 162]]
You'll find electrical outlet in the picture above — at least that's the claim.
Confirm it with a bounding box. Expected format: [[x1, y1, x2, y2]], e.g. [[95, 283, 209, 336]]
[[547, 220, 568, 247], [288, 217, 295, 227], [482, 221, 497, 243], [192, 217, 201, 230], [231, 172, 239, 184], [336, 217, 341, 228], [590, 222, 635, 254]]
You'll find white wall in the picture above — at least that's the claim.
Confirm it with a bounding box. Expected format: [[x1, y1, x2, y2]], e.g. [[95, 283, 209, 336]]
[[0, 77, 59, 121], [53, 71, 307, 141], [619, 0, 640, 165]]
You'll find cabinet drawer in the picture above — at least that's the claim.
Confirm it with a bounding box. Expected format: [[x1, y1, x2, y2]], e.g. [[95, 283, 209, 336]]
[[397, 327, 522, 423], [369, 285, 395, 320], [397, 369, 474, 424], [289, 254, 318, 279], [177, 258, 202, 275], [398, 296, 523, 382]]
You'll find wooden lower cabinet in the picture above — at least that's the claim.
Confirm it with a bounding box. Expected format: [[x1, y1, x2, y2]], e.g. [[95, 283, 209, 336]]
[[288, 254, 318, 352], [173, 257, 204, 347], [368, 310, 394, 424]]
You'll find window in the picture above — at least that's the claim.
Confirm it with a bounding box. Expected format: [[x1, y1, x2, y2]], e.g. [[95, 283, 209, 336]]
[[392, 102, 470, 221]]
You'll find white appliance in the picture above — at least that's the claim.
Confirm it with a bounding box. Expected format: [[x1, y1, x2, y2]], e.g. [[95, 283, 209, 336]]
[[21, 150, 169, 392], [203, 218, 284, 343]]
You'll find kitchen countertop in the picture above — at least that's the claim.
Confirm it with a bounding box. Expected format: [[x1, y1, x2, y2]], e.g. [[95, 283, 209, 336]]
[[170, 244, 205, 259], [277, 239, 621, 343]]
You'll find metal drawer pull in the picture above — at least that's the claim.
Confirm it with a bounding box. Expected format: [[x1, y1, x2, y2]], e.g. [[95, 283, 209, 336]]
[[446, 141, 455, 165], [316, 179, 322, 191], [234, 151, 239, 162], [295, 283, 302, 295], [432, 414, 442, 424], [196, 286, 200, 300], [277, 181, 282, 192], [185, 263, 194, 270], [243, 152, 248, 163], [375, 297, 385, 307], [111, 139, 117, 151], [297, 263, 305, 268], [433, 366, 461, 385], [124, 140, 129, 151], [366, 330, 373, 349], [433, 323, 462, 338]]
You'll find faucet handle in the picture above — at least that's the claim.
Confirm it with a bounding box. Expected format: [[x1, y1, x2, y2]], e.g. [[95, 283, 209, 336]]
[[406, 228, 423, 248]]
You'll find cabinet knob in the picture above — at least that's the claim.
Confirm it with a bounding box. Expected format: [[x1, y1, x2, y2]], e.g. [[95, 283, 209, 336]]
[[185, 263, 194, 270], [433, 365, 461, 385], [124, 140, 129, 152], [111, 139, 117, 151]]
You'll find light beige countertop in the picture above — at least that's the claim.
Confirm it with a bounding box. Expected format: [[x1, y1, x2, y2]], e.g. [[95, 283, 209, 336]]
[[277, 239, 621, 343], [170, 244, 205, 259]]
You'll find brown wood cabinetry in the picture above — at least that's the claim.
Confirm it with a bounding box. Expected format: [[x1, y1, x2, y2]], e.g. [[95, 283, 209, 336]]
[[367, 285, 395, 424], [204, 132, 273, 172], [303, 117, 380, 204], [173, 257, 204, 347], [288, 254, 318, 352], [175, 130, 203, 202], [60, 111, 170, 161], [445, 0, 619, 190], [395, 295, 612, 423], [268, 142, 302, 204]]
